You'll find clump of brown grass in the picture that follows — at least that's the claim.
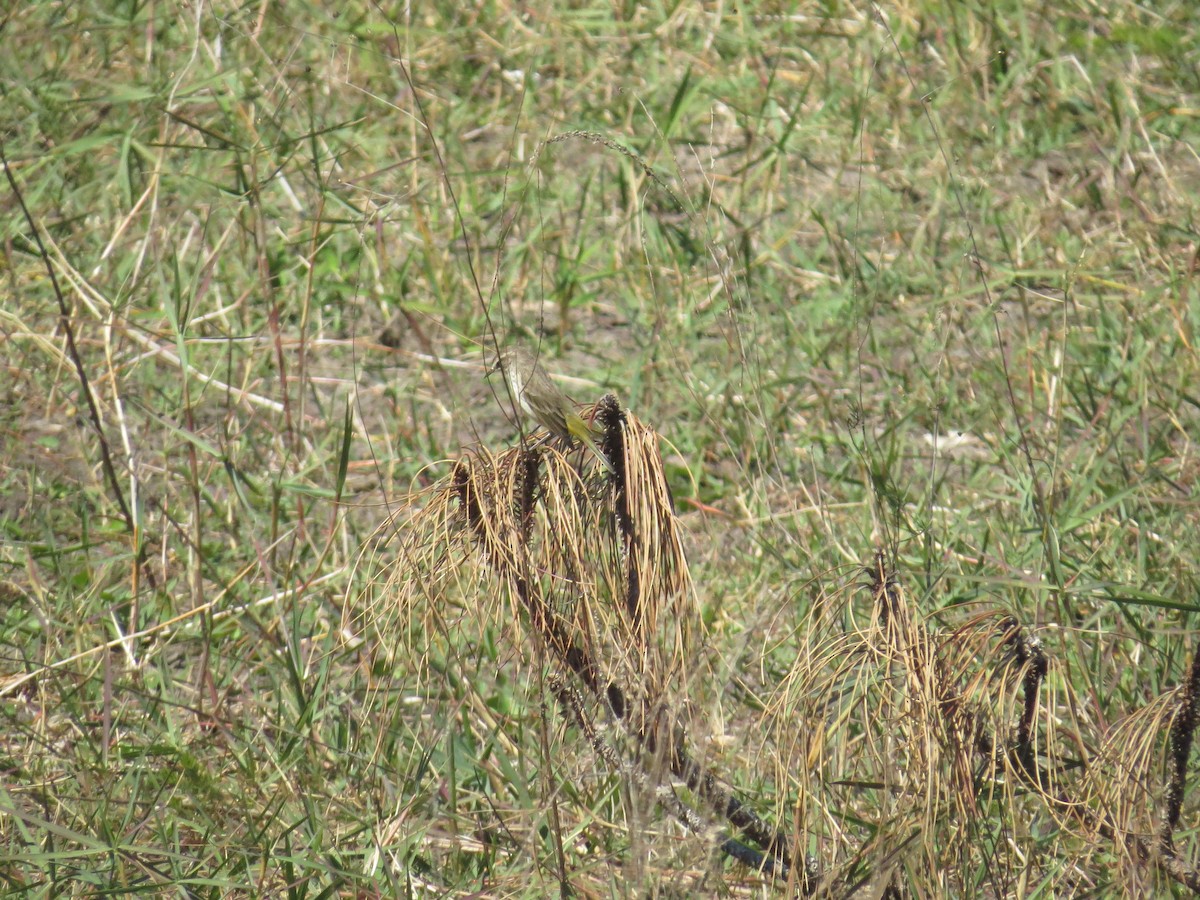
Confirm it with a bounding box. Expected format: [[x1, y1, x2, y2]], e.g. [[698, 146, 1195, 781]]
[[347, 395, 811, 885], [747, 552, 1200, 895], [364, 397, 693, 697]]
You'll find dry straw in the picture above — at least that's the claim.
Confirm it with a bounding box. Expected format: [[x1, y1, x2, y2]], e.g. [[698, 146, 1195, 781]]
[[347, 392, 805, 882], [345, 403, 1200, 894]]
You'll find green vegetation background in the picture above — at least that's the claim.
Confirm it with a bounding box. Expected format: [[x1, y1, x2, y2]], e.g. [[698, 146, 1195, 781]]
[[2, 1, 1200, 895]]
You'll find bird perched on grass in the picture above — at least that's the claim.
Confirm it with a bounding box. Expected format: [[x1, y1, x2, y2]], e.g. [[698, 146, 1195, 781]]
[[491, 345, 613, 473]]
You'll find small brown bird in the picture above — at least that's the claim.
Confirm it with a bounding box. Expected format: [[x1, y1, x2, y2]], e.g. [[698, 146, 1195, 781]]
[[491, 345, 612, 472]]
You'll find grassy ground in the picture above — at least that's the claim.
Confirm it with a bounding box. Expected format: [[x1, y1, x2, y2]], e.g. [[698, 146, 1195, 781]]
[[3, 0, 1200, 896]]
